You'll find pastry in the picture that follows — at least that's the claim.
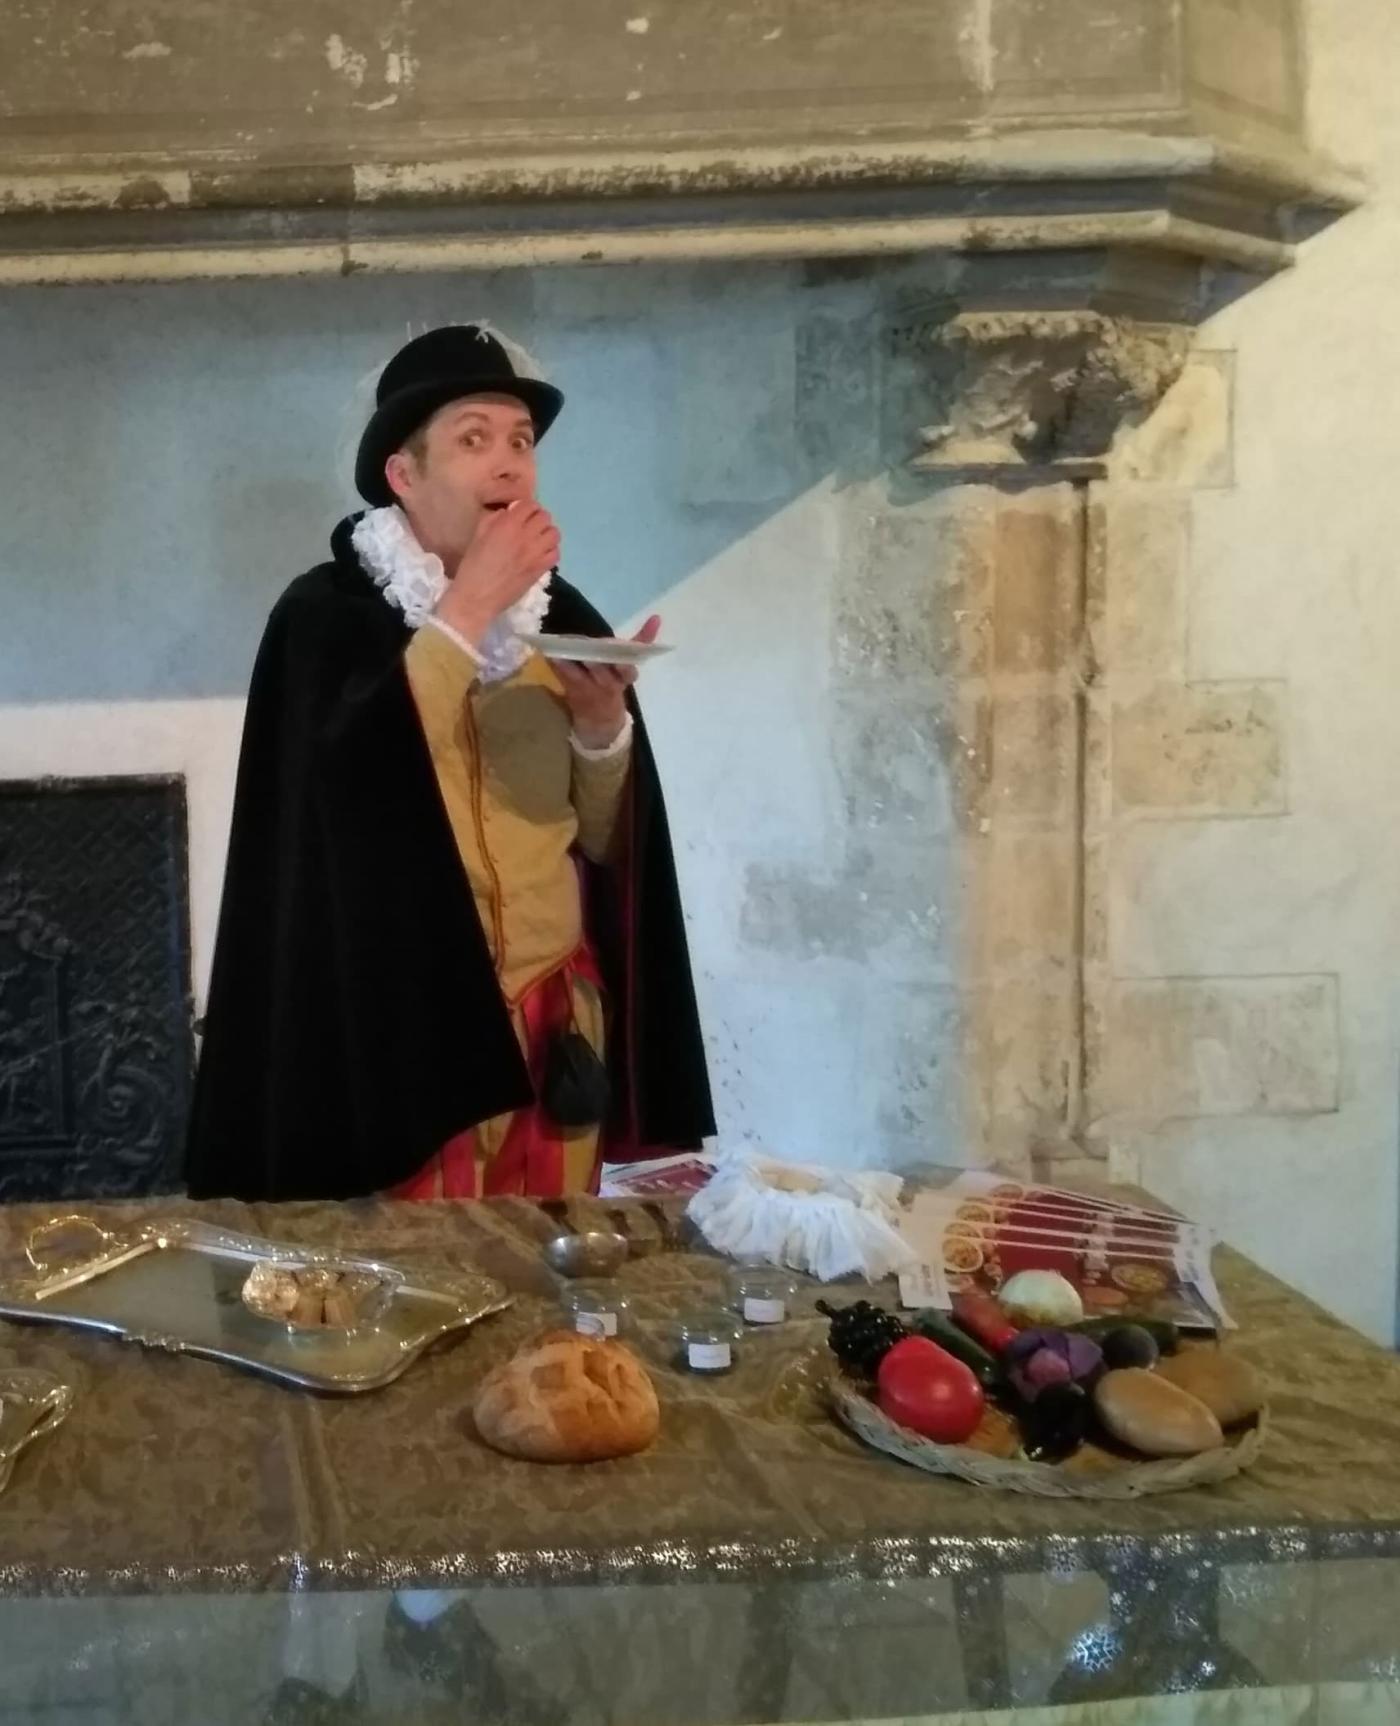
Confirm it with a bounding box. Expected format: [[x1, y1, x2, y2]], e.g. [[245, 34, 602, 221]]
[[290, 1288, 324, 1327], [241, 1263, 382, 1330], [473, 1330, 660, 1463], [242, 1263, 300, 1320]]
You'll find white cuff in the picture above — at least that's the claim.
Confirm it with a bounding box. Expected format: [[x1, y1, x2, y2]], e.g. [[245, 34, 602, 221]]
[[570, 711, 634, 760], [421, 614, 485, 667]]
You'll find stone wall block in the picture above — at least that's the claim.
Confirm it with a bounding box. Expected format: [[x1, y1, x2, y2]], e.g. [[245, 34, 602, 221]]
[[992, 493, 1082, 675], [992, 0, 1179, 104], [834, 493, 995, 685], [991, 691, 1078, 825], [1185, 0, 1305, 135], [1112, 681, 1287, 816], [979, 830, 1077, 975], [1089, 487, 1191, 679], [835, 690, 993, 836], [1100, 974, 1340, 1121], [873, 984, 974, 1152], [740, 843, 957, 985], [982, 980, 1077, 1131]]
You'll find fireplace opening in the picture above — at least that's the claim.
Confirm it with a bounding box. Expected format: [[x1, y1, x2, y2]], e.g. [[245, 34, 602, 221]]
[[0, 775, 193, 1201]]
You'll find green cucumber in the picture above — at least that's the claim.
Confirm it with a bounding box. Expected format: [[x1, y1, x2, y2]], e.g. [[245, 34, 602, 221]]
[[909, 1310, 1003, 1387]]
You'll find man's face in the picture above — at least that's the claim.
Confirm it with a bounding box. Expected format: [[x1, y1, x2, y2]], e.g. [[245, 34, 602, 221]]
[[385, 392, 539, 561]]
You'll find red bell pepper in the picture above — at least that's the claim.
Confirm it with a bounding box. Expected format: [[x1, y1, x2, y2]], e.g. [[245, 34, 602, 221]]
[[952, 1290, 1019, 1355]]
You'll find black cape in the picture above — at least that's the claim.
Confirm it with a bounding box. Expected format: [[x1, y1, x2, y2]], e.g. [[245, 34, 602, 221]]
[[185, 517, 715, 1200]]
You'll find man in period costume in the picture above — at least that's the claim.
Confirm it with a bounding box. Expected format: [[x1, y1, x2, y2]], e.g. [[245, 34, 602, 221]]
[[186, 322, 714, 1203]]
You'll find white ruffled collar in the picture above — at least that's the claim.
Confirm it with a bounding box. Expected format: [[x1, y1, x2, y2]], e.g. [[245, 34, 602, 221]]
[[350, 505, 551, 684]]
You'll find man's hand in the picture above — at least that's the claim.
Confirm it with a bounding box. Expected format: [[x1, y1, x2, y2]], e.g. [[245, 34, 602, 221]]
[[554, 615, 662, 749], [433, 502, 560, 646]]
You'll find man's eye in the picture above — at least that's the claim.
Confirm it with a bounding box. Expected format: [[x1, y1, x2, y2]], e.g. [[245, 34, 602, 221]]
[[462, 432, 485, 449], [513, 437, 535, 452]]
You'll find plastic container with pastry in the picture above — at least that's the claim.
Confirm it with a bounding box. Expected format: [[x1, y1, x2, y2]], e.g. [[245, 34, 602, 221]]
[[240, 1261, 397, 1336]]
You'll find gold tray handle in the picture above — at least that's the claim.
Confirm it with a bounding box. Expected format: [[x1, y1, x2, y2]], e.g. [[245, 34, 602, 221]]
[[11, 1377, 76, 1446], [26, 1215, 117, 1279], [0, 1374, 77, 1499]]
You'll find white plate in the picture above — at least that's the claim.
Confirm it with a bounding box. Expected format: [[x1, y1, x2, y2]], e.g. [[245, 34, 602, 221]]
[[522, 633, 673, 666]]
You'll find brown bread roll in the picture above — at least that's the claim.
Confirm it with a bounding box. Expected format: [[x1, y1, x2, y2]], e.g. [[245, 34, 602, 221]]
[[1155, 1348, 1264, 1427], [472, 1330, 661, 1463], [1094, 1367, 1224, 1457]]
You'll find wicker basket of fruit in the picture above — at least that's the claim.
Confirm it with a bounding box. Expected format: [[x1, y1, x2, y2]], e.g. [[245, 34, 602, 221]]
[[818, 1276, 1267, 1500]]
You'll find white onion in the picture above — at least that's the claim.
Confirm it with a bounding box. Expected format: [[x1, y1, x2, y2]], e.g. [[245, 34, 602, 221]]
[[999, 1269, 1084, 1327]]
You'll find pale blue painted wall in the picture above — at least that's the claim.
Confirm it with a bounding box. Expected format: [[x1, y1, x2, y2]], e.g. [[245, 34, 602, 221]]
[[0, 264, 864, 702]]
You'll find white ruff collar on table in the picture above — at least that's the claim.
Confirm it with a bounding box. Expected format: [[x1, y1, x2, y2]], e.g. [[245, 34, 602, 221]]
[[351, 505, 552, 684], [686, 1148, 915, 1283]]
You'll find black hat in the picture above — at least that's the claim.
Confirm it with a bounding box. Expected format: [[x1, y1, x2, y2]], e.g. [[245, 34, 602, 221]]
[[354, 324, 565, 506]]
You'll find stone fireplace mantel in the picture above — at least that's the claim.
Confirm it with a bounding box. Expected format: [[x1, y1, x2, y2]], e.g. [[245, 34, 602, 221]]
[[0, 0, 1359, 290]]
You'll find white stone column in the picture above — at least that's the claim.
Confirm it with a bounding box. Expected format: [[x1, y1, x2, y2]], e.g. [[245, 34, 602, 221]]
[[881, 307, 1195, 1178]]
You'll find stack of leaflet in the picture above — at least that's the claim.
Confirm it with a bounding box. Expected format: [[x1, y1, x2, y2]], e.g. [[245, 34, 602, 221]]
[[895, 1169, 1231, 1331]]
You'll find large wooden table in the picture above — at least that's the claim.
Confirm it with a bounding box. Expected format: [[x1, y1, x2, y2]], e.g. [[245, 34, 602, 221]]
[[0, 1192, 1398, 1725]]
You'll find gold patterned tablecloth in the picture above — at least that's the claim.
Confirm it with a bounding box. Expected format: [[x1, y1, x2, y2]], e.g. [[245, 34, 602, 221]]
[[0, 1192, 1396, 1724]]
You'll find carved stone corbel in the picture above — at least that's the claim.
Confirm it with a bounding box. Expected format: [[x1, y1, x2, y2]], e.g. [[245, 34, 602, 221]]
[[900, 310, 1192, 477]]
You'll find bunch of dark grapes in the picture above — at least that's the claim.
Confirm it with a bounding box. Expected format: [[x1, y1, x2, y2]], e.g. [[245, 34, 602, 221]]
[[816, 1299, 908, 1378]]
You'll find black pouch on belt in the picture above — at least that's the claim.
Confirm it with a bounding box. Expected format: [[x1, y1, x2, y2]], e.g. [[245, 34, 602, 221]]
[[539, 979, 611, 1131]]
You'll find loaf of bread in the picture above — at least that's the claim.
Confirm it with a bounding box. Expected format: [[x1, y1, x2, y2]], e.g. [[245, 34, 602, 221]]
[[472, 1330, 660, 1463]]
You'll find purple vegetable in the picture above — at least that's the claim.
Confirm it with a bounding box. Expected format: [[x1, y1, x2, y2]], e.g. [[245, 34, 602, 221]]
[[1005, 1327, 1061, 1365], [1023, 1347, 1072, 1391], [1064, 1332, 1105, 1382], [1004, 1328, 1104, 1402]]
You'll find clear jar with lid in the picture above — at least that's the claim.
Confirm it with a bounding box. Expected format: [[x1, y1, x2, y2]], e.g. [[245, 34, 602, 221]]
[[672, 1313, 742, 1375], [560, 1284, 631, 1340], [729, 1264, 796, 1326]]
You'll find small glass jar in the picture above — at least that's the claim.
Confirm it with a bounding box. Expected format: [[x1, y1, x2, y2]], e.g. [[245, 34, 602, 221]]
[[672, 1313, 741, 1375], [561, 1284, 630, 1340], [729, 1264, 795, 1327]]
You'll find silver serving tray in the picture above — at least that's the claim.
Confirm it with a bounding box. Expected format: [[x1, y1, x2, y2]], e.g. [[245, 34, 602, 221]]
[[0, 1368, 74, 1495], [0, 1215, 513, 1395]]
